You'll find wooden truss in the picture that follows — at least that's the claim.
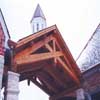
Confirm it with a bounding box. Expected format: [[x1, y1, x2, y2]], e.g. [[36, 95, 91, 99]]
[[12, 25, 81, 99]]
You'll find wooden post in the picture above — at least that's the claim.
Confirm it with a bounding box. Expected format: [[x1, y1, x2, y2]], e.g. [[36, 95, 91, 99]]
[[85, 92, 92, 100], [76, 88, 85, 100]]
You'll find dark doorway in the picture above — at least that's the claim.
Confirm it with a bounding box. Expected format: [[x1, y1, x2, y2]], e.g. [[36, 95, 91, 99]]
[[92, 92, 100, 100]]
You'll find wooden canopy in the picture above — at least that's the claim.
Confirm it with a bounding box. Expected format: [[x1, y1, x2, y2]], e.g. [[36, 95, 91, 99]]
[[11, 25, 81, 99]]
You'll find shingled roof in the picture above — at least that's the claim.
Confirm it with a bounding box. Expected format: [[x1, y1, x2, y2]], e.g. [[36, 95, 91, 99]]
[[77, 23, 100, 71]]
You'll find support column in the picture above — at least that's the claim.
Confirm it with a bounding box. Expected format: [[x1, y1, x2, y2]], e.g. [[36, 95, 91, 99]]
[[85, 92, 92, 100], [76, 88, 85, 100], [6, 71, 20, 100], [0, 55, 4, 100]]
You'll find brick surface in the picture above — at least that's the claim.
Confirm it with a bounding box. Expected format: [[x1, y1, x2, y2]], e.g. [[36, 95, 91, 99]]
[[83, 64, 100, 94], [0, 23, 5, 55]]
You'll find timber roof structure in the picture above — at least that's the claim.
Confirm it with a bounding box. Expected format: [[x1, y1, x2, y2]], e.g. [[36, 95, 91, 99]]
[[9, 25, 81, 99]]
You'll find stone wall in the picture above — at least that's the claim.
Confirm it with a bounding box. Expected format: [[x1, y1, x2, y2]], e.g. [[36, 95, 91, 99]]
[[83, 63, 100, 95]]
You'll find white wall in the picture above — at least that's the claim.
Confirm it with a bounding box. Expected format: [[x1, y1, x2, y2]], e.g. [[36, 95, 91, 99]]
[[31, 17, 47, 33]]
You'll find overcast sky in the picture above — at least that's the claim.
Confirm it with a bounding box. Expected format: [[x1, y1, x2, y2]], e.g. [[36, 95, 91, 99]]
[[0, 0, 100, 100]]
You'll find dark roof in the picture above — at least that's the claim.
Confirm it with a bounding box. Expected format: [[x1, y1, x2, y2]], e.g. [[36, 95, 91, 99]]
[[0, 8, 10, 38], [31, 4, 46, 22]]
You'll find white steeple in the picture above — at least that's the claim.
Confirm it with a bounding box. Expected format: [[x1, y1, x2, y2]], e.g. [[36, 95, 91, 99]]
[[30, 4, 47, 33]]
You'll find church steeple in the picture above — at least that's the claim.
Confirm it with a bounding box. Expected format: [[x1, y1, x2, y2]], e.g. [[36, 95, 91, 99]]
[[30, 4, 47, 33], [33, 4, 46, 20]]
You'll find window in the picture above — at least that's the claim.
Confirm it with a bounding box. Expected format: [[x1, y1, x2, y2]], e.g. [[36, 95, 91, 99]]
[[37, 23, 39, 31]]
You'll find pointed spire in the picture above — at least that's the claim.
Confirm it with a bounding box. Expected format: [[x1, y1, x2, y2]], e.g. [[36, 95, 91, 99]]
[[31, 4, 46, 21], [30, 4, 47, 33]]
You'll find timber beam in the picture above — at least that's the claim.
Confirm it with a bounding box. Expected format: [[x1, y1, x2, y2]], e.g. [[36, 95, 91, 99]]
[[15, 34, 54, 56], [30, 77, 51, 95], [16, 25, 56, 48], [43, 65, 67, 88], [45, 43, 80, 85], [49, 86, 78, 100], [15, 51, 63, 65], [37, 72, 58, 94]]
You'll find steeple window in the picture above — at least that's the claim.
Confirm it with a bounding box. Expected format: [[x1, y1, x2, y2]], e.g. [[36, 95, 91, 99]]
[[37, 23, 39, 31]]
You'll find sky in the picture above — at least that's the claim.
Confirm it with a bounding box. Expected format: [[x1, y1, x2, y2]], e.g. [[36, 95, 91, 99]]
[[0, 0, 100, 100]]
